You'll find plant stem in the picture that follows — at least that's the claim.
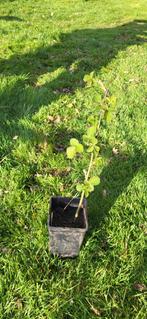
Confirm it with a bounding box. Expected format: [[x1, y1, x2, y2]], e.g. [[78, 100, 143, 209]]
[[75, 152, 94, 218], [75, 107, 102, 218], [63, 194, 78, 211], [97, 80, 109, 98], [75, 190, 85, 218], [85, 152, 94, 181]]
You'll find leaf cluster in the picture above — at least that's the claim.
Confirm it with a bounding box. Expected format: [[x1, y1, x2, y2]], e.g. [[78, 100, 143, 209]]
[[66, 73, 116, 200], [76, 176, 100, 198], [66, 118, 101, 197], [66, 138, 83, 159]]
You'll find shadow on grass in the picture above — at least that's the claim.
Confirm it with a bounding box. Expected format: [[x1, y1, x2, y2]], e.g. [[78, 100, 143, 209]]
[[0, 19, 146, 162], [0, 19, 146, 319], [0, 19, 147, 122], [0, 15, 24, 22], [88, 149, 147, 230], [0, 19, 147, 245]]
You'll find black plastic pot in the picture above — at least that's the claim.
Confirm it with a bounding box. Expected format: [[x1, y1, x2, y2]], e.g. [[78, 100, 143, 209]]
[[48, 197, 88, 257]]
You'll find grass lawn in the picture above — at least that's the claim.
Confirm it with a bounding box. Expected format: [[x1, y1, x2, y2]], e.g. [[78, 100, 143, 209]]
[[0, 0, 147, 318]]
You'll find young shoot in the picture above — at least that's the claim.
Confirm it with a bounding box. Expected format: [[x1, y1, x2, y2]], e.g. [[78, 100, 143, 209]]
[[66, 75, 116, 218]]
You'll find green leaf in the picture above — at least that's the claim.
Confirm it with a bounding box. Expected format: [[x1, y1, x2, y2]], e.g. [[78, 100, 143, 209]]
[[94, 145, 100, 153], [87, 144, 99, 153], [94, 94, 101, 103], [87, 126, 97, 137], [83, 74, 91, 83], [94, 157, 102, 166], [83, 71, 94, 82], [83, 134, 89, 145], [76, 183, 84, 192], [70, 138, 80, 146], [105, 111, 112, 123], [107, 95, 116, 107], [87, 146, 94, 153], [88, 184, 94, 192], [84, 181, 94, 192], [66, 146, 76, 159], [83, 134, 98, 148], [70, 138, 83, 153], [91, 136, 98, 145], [87, 115, 96, 125], [75, 143, 84, 153], [84, 190, 89, 198], [89, 176, 100, 186], [83, 72, 95, 87]]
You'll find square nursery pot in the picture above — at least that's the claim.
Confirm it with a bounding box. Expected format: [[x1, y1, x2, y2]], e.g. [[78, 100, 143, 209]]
[[48, 197, 88, 257]]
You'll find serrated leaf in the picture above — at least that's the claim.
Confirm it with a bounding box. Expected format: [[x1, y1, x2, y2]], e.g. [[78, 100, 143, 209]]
[[91, 136, 98, 145], [70, 138, 80, 146], [87, 115, 96, 125], [94, 145, 100, 153], [83, 72, 95, 87], [83, 134, 89, 144], [84, 189, 89, 197], [84, 181, 94, 192], [75, 143, 84, 153], [87, 146, 94, 153], [66, 146, 76, 159], [87, 126, 97, 137], [83, 74, 91, 82], [94, 157, 102, 166], [83, 134, 97, 148], [89, 176, 100, 186], [108, 95, 116, 107], [70, 138, 83, 153], [89, 184, 94, 192], [76, 183, 84, 192], [83, 72, 94, 82]]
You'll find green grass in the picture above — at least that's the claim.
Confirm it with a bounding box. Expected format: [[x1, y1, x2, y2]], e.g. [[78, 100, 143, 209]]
[[0, 0, 147, 318]]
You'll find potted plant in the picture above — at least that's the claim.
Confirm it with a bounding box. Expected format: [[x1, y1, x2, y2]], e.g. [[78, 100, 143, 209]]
[[48, 75, 116, 257]]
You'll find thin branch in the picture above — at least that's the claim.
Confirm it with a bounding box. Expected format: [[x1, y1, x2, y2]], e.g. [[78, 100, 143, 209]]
[[75, 190, 85, 218], [75, 152, 94, 218], [63, 194, 78, 211], [97, 79, 110, 98]]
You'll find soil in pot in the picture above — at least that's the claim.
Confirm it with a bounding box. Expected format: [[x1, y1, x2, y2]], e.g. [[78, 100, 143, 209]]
[[51, 202, 85, 228]]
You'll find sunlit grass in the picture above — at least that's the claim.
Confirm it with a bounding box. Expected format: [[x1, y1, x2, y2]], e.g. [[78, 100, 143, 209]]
[[0, 0, 147, 318]]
